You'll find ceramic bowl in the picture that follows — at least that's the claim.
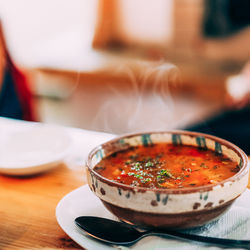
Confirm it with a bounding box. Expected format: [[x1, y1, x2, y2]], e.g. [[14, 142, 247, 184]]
[[86, 131, 249, 229]]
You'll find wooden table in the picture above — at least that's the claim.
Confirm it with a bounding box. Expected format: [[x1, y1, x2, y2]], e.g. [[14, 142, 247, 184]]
[[0, 119, 249, 249], [0, 164, 86, 249]]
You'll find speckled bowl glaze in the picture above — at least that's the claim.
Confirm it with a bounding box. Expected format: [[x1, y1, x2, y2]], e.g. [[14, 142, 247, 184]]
[[86, 131, 249, 229]]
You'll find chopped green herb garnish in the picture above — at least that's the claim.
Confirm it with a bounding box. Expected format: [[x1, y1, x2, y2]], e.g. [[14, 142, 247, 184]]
[[141, 178, 152, 183], [156, 175, 165, 183], [159, 169, 173, 178], [145, 161, 154, 167]]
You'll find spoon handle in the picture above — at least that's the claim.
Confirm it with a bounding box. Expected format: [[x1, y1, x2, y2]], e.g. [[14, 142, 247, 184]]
[[145, 229, 250, 249]]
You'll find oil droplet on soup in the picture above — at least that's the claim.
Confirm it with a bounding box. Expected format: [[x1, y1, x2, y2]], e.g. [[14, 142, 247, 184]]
[[94, 143, 240, 189]]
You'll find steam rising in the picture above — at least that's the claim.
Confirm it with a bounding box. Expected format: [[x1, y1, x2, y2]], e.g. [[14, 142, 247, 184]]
[[92, 61, 181, 134]]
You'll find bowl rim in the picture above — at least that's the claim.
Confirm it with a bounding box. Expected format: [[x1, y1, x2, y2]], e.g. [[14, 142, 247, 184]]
[[87, 130, 249, 194]]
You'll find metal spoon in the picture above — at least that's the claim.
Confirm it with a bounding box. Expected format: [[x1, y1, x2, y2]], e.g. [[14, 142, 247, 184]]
[[75, 216, 250, 248]]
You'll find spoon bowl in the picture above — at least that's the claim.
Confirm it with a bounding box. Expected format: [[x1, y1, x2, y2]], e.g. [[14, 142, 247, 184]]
[[75, 216, 142, 245]]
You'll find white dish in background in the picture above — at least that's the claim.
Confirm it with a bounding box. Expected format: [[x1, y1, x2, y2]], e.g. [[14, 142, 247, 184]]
[[55, 185, 250, 250], [0, 124, 71, 175]]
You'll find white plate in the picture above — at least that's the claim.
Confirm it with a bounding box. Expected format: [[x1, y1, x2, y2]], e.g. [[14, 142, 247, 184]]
[[0, 124, 71, 175], [56, 185, 250, 250]]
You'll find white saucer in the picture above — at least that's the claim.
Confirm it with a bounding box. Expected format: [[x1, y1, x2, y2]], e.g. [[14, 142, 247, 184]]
[[56, 185, 250, 250], [0, 124, 71, 175]]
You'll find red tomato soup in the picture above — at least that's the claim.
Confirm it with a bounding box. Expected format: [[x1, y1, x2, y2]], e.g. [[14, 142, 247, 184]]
[[94, 143, 240, 189]]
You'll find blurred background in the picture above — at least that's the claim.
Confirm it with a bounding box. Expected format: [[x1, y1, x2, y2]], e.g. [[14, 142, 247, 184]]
[[0, 0, 249, 134]]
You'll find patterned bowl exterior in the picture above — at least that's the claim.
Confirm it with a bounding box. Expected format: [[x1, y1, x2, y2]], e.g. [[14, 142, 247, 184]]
[[86, 131, 249, 229]]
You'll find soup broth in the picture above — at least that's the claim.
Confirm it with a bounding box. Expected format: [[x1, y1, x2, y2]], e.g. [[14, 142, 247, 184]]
[[94, 143, 240, 189]]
